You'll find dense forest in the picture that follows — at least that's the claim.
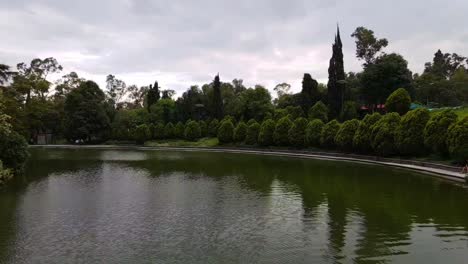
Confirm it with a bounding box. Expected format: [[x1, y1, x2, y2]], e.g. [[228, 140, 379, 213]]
[[1, 26, 467, 182]]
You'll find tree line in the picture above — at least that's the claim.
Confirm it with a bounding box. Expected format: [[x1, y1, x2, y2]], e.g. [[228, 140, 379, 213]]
[[123, 88, 468, 163], [1, 26, 468, 182]]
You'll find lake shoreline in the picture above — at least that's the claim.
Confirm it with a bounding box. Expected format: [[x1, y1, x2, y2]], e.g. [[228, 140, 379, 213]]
[[30, 144, 467, 183]]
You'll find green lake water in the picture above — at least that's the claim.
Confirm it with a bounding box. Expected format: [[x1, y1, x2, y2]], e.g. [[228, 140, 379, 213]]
[[0, 148, 467, 263]]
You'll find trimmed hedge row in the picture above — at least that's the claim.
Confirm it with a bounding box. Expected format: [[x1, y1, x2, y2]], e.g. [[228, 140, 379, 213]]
[[130, 108, 467, 161]]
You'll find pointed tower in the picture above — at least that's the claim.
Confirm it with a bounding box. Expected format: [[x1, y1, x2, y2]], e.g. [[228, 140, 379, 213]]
[[327, 25, 346, 119]]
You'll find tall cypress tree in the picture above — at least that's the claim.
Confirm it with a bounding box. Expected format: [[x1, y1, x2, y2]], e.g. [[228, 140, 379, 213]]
[[147, 81, 160, 112], [327, 26, 346, 119], [213, 74, 223, 119], [300, 73, 319, 112]]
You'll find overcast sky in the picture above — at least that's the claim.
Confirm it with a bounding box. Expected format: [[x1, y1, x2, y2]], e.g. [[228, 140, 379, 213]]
[[1, 0, 467, 95]]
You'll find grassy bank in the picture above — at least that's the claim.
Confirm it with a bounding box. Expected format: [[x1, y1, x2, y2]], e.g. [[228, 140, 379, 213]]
[[144, 137, 219, 147], [430, 106, 468, 119], [139, 137, 461, 167]]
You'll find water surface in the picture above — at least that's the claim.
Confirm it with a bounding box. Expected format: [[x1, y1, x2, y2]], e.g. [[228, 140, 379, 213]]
[[1, 148, 467, 263]]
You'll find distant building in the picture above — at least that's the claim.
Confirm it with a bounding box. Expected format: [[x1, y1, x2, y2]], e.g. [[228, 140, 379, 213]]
[[359, 104, 386, 116], [32, 130, 55, 145]]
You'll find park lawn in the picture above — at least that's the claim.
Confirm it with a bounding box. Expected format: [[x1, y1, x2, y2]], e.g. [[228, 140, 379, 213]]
[[145, 137, 219, 147], [455, 106, 468, 118], [430, 106, 468, 119]]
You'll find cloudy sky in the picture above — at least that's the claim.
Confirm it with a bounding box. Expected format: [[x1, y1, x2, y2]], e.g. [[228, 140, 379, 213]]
[[1, 0, 467, 95]]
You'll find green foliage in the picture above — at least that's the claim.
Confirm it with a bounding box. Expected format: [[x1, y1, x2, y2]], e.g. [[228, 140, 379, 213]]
[[339, 101, 358, 121], [163, 122, 175, 139], [245, 121, 260, 145], [221, 115, 235, 124], [274, 106, 304, 121], [218, 120, 235, 144], [288, 117, 308, 148], [0, 160, 13, 185], [258, 119, 276, 146], [300, 73, 319, 112], [208, 119, 219, 137], [386, 88, 411, 115], [371, 112, 401, 156], [274, 116, 293, 146], [308, 101, 328, 123], [446, 117, 468, 161], [149, 98, 175, 124], [233, 121, 248, 142], [361, 54, 412, 106], [133, 124, 151, 144], [184, 121, 201, 141], [111, 109, 148, 140], [351, 26, 389, 65], [213, 75, 224, 119], [199, 120, 208, 137], [285, 106, 304, 120], [396, 108, 430, 156], [306, 119, 324, 147], [146, 81, 160, 112], [424, 110, 458, 155], [174, 122, 185, 139], [320, 120, 341, 148], [335, 119, 360, 151], [152, 122, 165, 140], [246, 119, 257, 126], [237, 85, 273, 121], [0, 91, 28, 174], [353, 113, 382, 153], [0, 129, 28, 172], [327, 27, 346, 120], [64, 80, 110, 143]]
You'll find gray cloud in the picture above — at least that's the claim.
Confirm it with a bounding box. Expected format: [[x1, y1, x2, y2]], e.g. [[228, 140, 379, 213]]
[[1, 0, 467, 95]]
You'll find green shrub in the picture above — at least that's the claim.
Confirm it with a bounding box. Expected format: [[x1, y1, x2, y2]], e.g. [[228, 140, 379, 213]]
[[339, 101, 358, 121], [385, 88, 411, 115], [245, 121, 260, 145], [396, 108, 430, 156], [285, 106, 304, 120], [174, 122, 185, 138], [0, 160, 13, 185], [184, 121, 201, 141], [133, 124, 151, 144], [274, 116, 293, 146], [371, 113, 401, 156], [353, 113, 382, 153], [221, 115, 235, 123], [258, 119, 276, 146], [199, 120, 208, 137], [218, 120, 235, 143], [446, 117, 468, 161], [306, 119, 324, 147], [308, 101, 328, 123], [335, 119, 360, 151], [163, 122, 175, 139], [273, 108, 288, 121], [320, 120, 341, 148], [208, 119, 219, 137], [234, 121, 248, 142], [0, 93, 28, 173], [288, 117, 308, 148], [0, 130, 28, 172], [424, 110, 458, 155], [152, 122, 165, 139], [247, 119, 257, 126]]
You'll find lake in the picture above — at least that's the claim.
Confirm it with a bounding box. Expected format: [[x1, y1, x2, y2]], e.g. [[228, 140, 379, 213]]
[[0, 148, 467, 263]]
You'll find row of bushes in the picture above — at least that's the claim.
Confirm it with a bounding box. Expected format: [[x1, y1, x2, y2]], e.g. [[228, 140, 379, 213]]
[[130, 108, 467, 162]]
